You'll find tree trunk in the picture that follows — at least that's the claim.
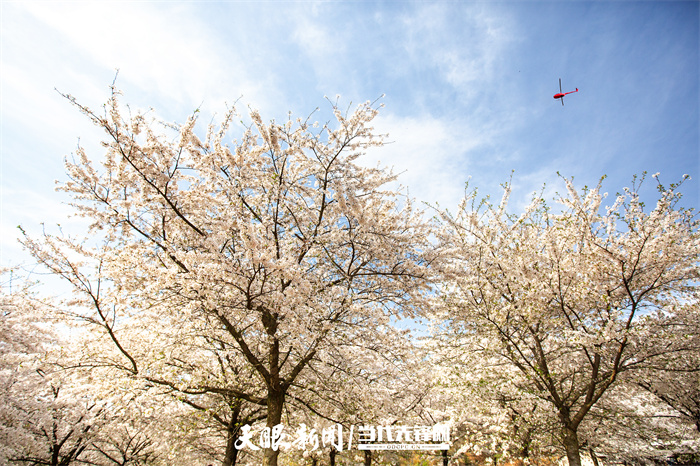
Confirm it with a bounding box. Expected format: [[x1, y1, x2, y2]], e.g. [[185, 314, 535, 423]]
[[263, 312, 284, 466], [562, 426, 581, 466], [518, 427, 532, 459], [262, 390, 284, 466], [222, 402, 242, 466], [364, 449, 372, 466], [222, 425, 239, 466], [222, 436, 239, 466], [442, 448, 449, 466], [329, 446, 337, 466]]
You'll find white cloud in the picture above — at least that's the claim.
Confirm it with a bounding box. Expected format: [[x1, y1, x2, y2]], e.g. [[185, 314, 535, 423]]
[[399, 3, 515, 98], [364, 112, 497, 210], [292, 15, 340, 64], [13, 2, 278, 116], [289, 8, 352, 95]]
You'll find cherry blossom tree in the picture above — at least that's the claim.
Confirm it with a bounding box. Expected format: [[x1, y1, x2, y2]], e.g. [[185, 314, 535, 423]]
[[589, 296, 700, 463], [19, 229, 269, 465], [435, 174, 699, 466], [0, 270, 107, 465], [634, 297, 700, 435], [286, 326, 434, 465], [428, 330, 560, 464], [23, 85, 433, 465], [574, 380, 700, 464]]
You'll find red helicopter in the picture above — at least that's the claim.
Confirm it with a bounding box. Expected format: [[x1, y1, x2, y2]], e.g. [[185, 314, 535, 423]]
[[553, 78, 578, 106]]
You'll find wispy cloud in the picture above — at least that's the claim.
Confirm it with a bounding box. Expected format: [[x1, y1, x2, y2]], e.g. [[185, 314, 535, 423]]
[[15, 2, 284, 116], [366, 111, 501, 210], [399, 4, 515, 101]]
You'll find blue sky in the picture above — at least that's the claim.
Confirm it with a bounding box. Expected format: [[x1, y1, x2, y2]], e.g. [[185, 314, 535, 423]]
[[1, 1, 698, 268]]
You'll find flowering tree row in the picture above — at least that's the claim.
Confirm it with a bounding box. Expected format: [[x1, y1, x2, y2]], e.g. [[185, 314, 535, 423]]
[[2, 87, 698, 465]]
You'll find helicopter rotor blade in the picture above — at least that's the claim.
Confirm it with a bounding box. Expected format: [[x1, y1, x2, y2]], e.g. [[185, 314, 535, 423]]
[[561, 96, 564, 106], [559, 78, 563, 93]]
